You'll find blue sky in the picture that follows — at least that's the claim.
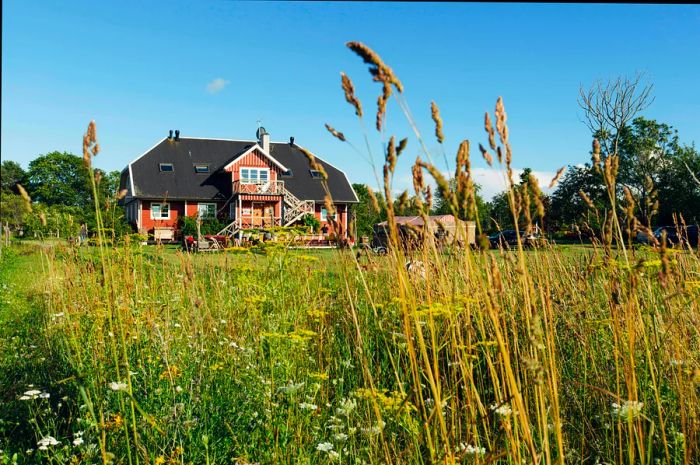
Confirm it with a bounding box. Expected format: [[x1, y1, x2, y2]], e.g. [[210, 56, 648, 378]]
[[3, 2, 700, 199]]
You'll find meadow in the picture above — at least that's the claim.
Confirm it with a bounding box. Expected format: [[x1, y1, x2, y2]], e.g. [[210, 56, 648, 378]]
[[0, 237, 698, 465], [1, 41, 699, 465]]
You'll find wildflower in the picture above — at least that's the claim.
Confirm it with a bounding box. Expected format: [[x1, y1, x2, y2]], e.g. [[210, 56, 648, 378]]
[[73, 437, 84, 446], [173, 323, 181, 328], [109, 381, 128, 391], [175, 386, 183, 393], [37, 436, 60, 450], [155, 456, 166, 465], [334, 432, 348, 442], [490, 402, 512, 417], [316, 442, 334, 452], [456, 443, 486, 456], [335, 397, 356, 417], [611, 400, 644, 420], [24, 389, 42, 397], [299, 402, 318, 411], [328, 450, 340, 460]]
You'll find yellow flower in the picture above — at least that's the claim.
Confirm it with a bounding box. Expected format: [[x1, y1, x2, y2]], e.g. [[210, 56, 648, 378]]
[[155, 456, 166, 465]]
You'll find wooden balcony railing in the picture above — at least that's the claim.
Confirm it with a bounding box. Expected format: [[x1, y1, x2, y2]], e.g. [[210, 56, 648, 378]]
[[238, 216, 282, 229], [233, 180, 284, 196]]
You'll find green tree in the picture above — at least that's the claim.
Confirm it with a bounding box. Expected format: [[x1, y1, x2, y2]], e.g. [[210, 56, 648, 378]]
[[548, 164, 608, 231], [656, 144, 700, 225], [1, 160, 26, 194], [26, 151, 92, 207], [617, 117, 680, 225], [0, 193, 31, 230], [351, 183, 386, 239]]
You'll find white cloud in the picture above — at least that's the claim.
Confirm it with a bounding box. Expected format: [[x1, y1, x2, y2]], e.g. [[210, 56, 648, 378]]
[[205, 77, 230, 94]]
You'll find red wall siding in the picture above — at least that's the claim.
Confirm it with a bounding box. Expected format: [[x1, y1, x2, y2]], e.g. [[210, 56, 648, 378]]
[[140, 200, 185, 232], [225, 149, 281, 180], [314, 203, 348, 237]]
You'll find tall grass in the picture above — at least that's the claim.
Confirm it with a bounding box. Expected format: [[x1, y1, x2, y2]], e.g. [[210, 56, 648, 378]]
[[1, 42, 698, 465]]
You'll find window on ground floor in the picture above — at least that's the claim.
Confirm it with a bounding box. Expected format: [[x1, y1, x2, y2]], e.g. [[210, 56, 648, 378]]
[[197, 203, 217, 218], [320, 207, 337, 222], [151, 202, 170, 220]]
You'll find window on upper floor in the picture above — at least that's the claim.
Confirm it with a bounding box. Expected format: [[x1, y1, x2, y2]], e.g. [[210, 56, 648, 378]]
[[194, 164, 209, 174], [240, 167, 270, 184], [309, 169, 324, 179], [159, 163, 174, 172]]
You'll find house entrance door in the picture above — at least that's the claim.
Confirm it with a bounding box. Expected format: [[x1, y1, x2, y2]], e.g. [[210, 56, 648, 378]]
[[252, 202, 264, 227]]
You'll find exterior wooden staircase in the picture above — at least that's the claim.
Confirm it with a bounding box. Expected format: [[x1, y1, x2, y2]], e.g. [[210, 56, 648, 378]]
[[216, 182, 315, 236]]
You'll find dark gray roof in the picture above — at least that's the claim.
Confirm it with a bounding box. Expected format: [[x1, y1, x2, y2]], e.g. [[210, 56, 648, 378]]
[[123, 138, 358, 203]]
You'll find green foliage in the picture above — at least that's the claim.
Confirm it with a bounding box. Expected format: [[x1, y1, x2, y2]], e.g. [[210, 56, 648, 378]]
[[548, 164, 608, 230], [26, 151, 92, 208], [351, 183, 386, 239], [0, 161, 26, 194], [301, 213, 321, 233], [179, 214, 227, 237], [0, 193, 31, 229]]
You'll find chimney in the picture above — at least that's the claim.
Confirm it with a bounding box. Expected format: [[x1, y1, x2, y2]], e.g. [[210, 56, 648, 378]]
[[174, 130, 180, 141], [257, 127, 269, 153], [168, 130, 173, 139], [290, 136, 295, 145]]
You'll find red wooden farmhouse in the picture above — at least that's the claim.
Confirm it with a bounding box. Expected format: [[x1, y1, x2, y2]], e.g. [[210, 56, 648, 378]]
[[119, 128, 358, 241]]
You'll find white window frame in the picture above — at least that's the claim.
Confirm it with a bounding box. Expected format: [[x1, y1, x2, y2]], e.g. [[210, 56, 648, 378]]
[[197, 203, 217, 218], [194, 164, 210, 174], [159, 163, 174, 172], [240, 167, 270, 184], [151, 202, 170, 220], [320, 207, 336, 222]]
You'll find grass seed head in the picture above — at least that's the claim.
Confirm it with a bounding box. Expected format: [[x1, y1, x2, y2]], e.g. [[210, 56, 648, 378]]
[[346, 41, 403, 93], [430, 101, 445, 144], [340, 72, 363, 118], [549, 167, 566, 189], [16, 184, 33, 212], [324, 123, 346, 142]]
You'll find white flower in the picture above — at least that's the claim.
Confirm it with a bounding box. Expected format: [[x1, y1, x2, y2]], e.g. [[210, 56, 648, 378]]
[[328, 450, 340, 460], [333, 432, 348, 442], [490, 402, 512, 417], [73, 437, 84, 446], [335, 397, 356, 417], [109, 381, 128, 391], [456, 443, 486, 456], [299, 402, 318, 410], [175, 386, 183, 393], [316, 442, 334, 452], [173, 323, 181, 328], [24, 390, 42, 397], [611, 400, 644, 420], [37, 436, 60, 448], [39, 392, 50, 399], [19, 395, 31, 401]]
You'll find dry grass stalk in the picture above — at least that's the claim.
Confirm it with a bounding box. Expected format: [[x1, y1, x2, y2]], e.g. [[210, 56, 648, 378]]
[[412, 157, 425, 196], [397, 138, 408, 157], [478, 143, 493, 166], [117, 189, 128, 200], [367, 186, 381, 213], [16, 184, 32, 213], [579, 190, 595, 209], [386, 136, 397, 172], [430, 101, 444, 144], [346, 41, 403, 93], [548, 167, 566, 189], [83, 120, 99, 169], [324, 123, 346, 142], [340, 72, 363, 118], [298, 146, 328, 181], [376, 82, 392, 131], [484, 112, 497, 151]]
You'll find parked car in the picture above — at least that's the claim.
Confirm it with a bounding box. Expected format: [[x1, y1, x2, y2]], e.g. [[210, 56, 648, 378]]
[[652, 225, 699, 248]]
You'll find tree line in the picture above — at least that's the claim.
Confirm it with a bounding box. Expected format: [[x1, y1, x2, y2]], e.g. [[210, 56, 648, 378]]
[[1, 151, 129, 239], [351, 114, 700, 240]]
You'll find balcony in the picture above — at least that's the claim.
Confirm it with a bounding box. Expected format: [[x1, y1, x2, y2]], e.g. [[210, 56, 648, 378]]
[[233, 180, 284, 196]]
